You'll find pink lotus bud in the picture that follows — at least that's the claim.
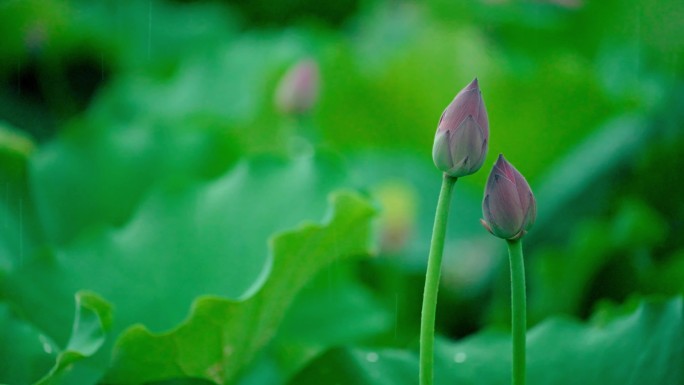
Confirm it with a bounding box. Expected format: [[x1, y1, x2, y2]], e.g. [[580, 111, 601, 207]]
[[432, 78, 489, 177], [481, 154, 536, 240], [274, 58, 320, 115]]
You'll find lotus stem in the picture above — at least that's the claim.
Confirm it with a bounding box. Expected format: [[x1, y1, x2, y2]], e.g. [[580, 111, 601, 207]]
[[507, 238, 526, 385], [419, 174, 457, 385]]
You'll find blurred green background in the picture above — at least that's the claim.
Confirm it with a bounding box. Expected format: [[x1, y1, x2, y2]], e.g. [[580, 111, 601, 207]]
[[1, 0, 683, 384]]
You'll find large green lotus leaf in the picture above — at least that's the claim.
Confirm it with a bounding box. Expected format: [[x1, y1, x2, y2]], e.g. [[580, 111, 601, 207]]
[[7, 153, 347, 345], [0, 304, 57, 385], [104, 191, 375, 384], [34, 291, 113, 385], [278, 268, 392, 347], [268, 265, 393, 380], [29, 118, 241, 246], [290, 297, 684, 385], [288, 347, 418, 385], [0, 291, 111, 385]]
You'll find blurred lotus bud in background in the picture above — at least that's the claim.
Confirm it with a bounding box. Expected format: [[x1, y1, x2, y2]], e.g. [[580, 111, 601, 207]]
[[432, 78, 489, 178], [275, 58, 320, 116]]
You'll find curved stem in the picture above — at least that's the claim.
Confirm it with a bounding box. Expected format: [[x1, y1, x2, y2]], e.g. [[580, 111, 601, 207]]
[[507, 239, 526, 385], [419, 174, 457, 385]]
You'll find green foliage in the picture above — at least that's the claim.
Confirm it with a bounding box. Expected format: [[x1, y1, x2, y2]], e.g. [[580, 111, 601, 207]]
[[291, 297, 684, 385], [35, 291, 113, 385], [0, 305, 57, 385], [1, 0, 683, 384], [0, 291, 112, 385], [30, 119, 241, 245], [105, 192, 375, 384]]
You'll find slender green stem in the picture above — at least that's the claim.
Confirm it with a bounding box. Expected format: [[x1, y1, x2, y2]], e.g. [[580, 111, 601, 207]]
[[419, 174, 457, 385], [507, 239, 526, 385]]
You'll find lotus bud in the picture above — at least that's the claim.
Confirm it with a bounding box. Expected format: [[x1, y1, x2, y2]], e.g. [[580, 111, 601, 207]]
[[275, 58, 320, 116], [432, 78, 489, 177], [481, 154, 536, 240]]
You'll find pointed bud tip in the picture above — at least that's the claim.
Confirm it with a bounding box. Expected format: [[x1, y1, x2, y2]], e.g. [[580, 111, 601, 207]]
[[466, 77, 479, 91], [495, 154, 513, 171]]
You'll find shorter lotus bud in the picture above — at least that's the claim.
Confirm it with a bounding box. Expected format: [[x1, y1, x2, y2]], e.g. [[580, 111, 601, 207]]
[[432, 78, 489, 177], [275, 58, 320, 116], [481, 154, 536, 240]]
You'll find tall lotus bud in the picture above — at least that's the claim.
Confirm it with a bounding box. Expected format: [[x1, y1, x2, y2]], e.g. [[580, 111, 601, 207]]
[[432, 78, 489, 177], [275, 58, 320, 116], [481, 154, 536, 240]]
